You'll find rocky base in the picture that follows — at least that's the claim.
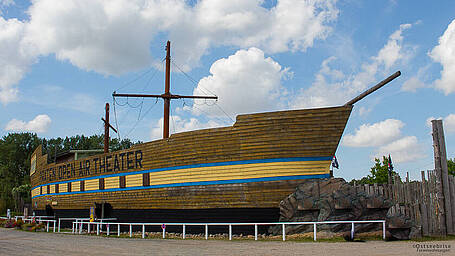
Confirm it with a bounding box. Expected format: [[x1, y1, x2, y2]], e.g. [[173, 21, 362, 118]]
[[270, 178, 419, 240]]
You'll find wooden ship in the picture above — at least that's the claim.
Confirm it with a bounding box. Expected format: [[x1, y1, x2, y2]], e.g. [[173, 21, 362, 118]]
[[30, 42, 401, 223]]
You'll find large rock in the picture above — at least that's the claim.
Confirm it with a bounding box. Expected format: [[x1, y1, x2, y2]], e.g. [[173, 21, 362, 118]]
[[270, 178, 416, 240]]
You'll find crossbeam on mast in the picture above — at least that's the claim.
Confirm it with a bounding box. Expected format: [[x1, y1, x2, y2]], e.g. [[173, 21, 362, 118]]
[[112, 41, 217, 139], [102, 103, 118, 153], [112, 93, 217, 100]]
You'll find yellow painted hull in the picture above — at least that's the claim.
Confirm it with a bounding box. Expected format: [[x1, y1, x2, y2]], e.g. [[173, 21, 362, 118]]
[[30, 105, 352, 211]]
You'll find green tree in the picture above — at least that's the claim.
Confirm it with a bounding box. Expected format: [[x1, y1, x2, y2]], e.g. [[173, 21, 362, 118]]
[[0, 132, 142, 214], [350, 156, 398, 185], [448, 158, 455, 176], [0, 133, 42, 214]]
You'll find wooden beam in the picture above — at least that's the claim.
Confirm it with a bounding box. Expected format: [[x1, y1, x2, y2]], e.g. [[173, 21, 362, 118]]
[[431, 119, 452, 235], [344, 71, 401, 106]]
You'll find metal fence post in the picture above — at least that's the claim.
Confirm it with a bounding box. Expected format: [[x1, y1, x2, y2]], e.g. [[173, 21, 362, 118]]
[[183, 224, 186, 239], [229, 225, 232, 240], [58, 219, 61, 233], [382, 221, 386, 240], [47, 222, 49, 232], [53, 221, 56, 232], [107, 224, 110, 236], [129, 224, 132, 237], [142, 225, 145, 238], [162, 227, 165, 239], [97, 223, 100, 235], [254, 224, 258, 241], [351, 222, 355, 240], [205, 224, 208, 240], [282, 224, 285, 241], [88, 222, 91, 234], [118, 224, 120, 237], [313, 223, 317, 241]]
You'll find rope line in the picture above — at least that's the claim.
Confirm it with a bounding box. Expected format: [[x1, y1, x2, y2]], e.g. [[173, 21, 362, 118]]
[[124, 98, 159, 138]]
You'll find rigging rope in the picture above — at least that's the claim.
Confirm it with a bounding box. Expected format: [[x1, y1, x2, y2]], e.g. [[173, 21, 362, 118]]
[[113, 58, 165, 139], [112, 95, 121, 141], [124, 98, 159, 138], [171, 60, 217, 97]]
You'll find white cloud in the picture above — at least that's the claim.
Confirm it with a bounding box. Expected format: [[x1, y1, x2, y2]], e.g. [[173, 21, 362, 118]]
[[375, 136, 425, 163], [444, 114, 455, 133], [401, 76, 424, 92], [0, 17, 36, 105], [342, 119, 404, 147], [192, 47, 290, 117], [23, 0, 156, 75], [358, 106, 372, 117], [375, 23, 412, 69], [5, 114, 52, 133], [0, 0, 338, 105], [171, 0, 338, 69], [291, 23, 412, 109], [150, 115, 223, 140], [429, 19, 455, 95]]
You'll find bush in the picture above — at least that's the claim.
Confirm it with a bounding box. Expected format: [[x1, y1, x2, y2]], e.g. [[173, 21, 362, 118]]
[[3, 219, 16, 228], [22, 223, 36, 232], [15, 218, 24, 229]]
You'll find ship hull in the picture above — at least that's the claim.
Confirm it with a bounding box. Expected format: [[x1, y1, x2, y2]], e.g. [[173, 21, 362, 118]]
[[30, 105, 352, 222]]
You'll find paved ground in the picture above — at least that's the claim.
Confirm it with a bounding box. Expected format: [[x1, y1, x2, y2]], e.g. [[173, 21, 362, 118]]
[[1, 228, 454, 256]]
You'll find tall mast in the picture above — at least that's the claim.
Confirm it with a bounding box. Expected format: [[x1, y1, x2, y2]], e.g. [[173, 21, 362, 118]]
[[113, 41, 218, 139], [102, 103, 118, 153], [104, 103, 110, 153], [163, 41, 171, 138]]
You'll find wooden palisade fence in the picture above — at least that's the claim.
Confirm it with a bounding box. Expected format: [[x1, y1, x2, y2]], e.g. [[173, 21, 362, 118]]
[[353, 119, 454, 237], [354, 170, 455, 237]]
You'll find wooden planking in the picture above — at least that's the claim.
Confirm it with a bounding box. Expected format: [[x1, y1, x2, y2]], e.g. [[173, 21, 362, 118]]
[[105, 176, 119, 189], [126, 174, 142, 187], [31, 106, 351, 186], [72, 181, 80, 192], [31, 106, 352, 211], [59, 183, 68, 193], [85, 179, 98, 191], [32, 160, 330, 191], [32, 179, 306, 210], [356, 169, 455, 237]]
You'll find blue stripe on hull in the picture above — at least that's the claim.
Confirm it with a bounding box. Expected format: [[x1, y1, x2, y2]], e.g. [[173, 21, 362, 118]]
[[32, 173, 330, 199], [32, 156, 332, 189]]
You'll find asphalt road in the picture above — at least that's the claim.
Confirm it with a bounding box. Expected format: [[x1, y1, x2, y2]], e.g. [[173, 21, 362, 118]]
[[1, 228, 453, 256]]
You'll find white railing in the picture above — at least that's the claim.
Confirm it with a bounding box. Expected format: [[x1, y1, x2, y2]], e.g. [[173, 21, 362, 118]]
[[72, 220, 386, 241], [69, 218, 117, 233], [22, 218, 57, 232], [15, 215, 54, 221]]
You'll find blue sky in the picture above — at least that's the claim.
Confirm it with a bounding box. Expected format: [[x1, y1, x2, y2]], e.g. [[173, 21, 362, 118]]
[[1, 0, 455, 181]]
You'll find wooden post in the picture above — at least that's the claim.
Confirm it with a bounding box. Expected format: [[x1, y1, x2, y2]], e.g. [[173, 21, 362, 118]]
[[432, 120, 452, 235], [449, 175, 455, 232], [420, 171, 429, 236], [104, 103, 109, 153], [163, 41, 171, 139]]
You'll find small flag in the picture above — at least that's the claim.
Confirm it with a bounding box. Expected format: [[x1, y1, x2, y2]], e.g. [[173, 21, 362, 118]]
[[388, 154, 394, 172], [332, 155, 339, 169]]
